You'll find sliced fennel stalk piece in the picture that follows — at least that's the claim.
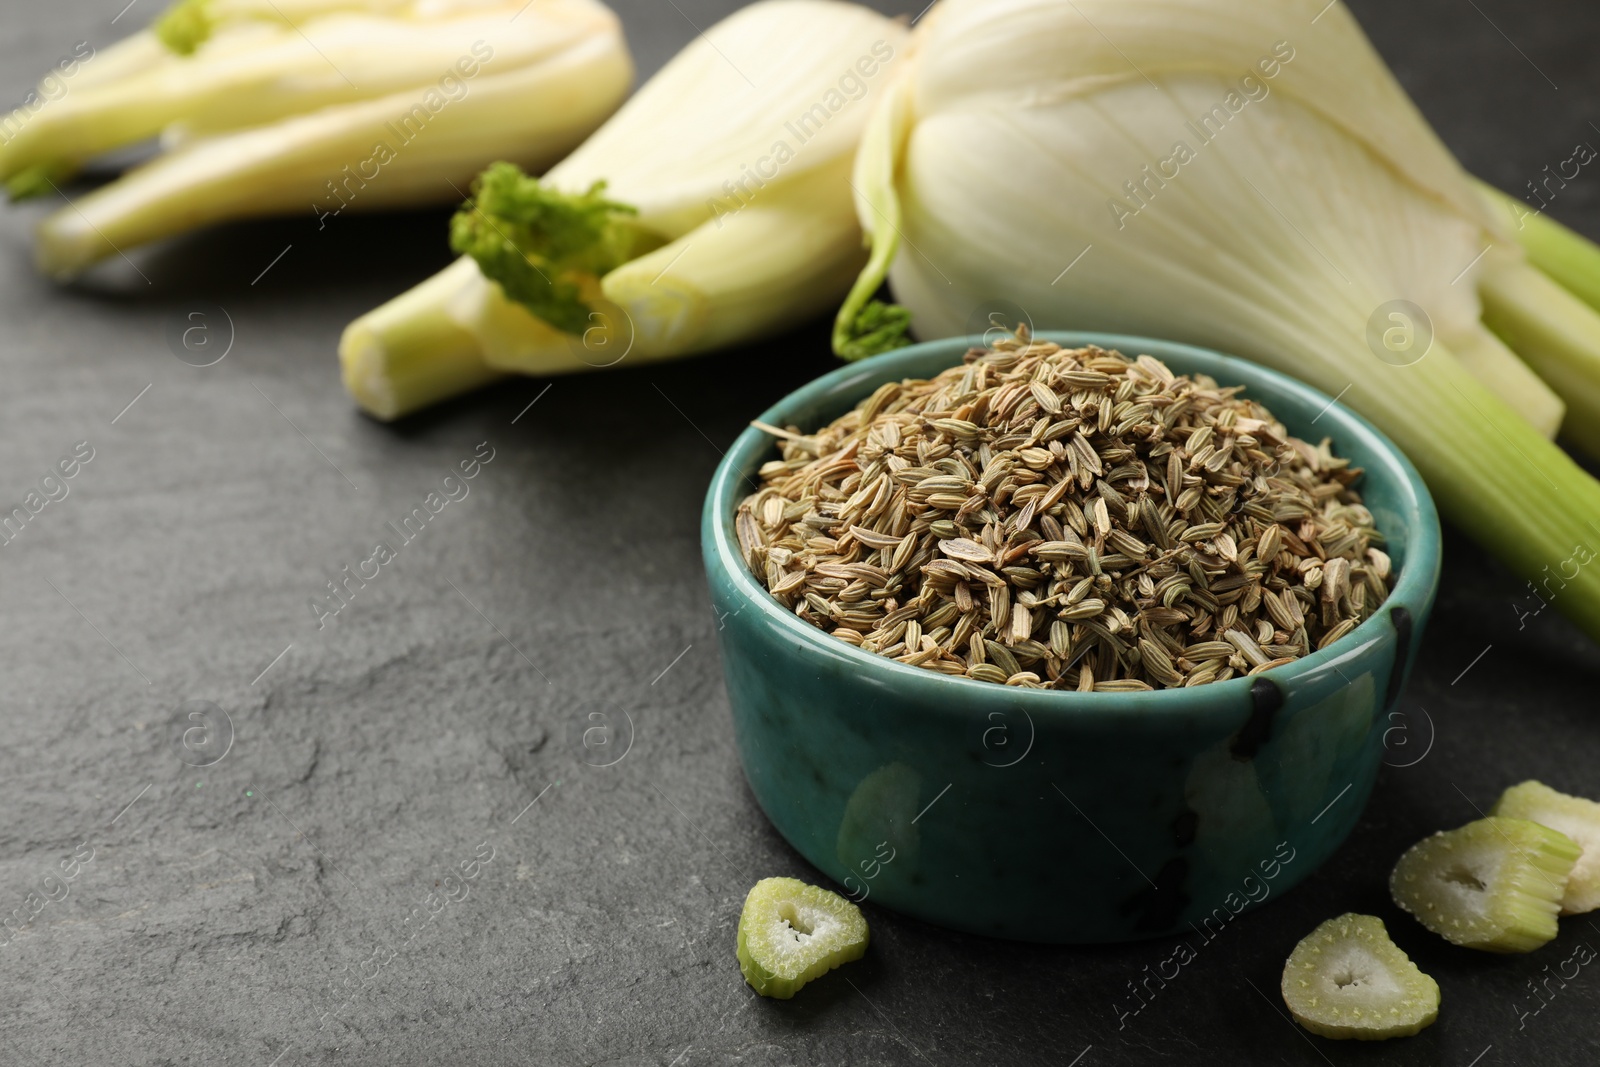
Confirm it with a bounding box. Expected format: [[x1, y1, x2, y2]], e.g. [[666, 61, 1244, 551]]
[[834, 0, 1600, 642], [340, 0, 908, 420], [1491, 780, 1600, 915], [33, 26, 632, 280], [1390, 817, 1579, 953], [1281, 914, 1439, 1040], [737, 877, 869, 999]]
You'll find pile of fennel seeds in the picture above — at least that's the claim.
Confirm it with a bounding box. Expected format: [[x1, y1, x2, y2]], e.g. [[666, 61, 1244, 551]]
[[735, 334, 1393, 692]]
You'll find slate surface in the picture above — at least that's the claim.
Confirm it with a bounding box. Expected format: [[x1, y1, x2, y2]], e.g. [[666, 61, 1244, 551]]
[[2, 1, 1599, 1064]]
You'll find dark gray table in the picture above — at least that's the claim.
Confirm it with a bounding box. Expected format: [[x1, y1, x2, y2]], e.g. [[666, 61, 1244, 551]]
[[3, 1, 1598, 1064]]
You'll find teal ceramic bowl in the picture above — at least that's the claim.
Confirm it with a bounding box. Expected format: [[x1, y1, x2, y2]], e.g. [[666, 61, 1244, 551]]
[[702, 333, 1440, 944]]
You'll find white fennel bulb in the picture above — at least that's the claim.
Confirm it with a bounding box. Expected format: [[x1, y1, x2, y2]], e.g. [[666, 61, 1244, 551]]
[[340, 0, 909, 420], [836, 0, 1600, 642], [15, 0, 633, 278]]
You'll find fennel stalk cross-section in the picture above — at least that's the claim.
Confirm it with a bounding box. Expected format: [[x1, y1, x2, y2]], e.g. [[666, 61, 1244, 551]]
[[339, 0, 909, 421], [9, 0, 633, 279], [834, 0, 1600, 643]]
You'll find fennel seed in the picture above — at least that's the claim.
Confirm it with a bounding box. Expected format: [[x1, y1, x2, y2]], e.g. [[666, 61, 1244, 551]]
[[736, 334, 1391, 690]]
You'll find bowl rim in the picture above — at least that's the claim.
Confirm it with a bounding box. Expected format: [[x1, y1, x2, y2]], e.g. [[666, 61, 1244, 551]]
[[704, 331, 1440, 715]]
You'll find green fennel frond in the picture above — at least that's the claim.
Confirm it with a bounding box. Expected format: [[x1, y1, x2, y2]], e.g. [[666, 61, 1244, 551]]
[[449, 161, 642, 336], [155, 0, 215, 55], [835, 299, 912, 361], [5, 163, 61, 202]]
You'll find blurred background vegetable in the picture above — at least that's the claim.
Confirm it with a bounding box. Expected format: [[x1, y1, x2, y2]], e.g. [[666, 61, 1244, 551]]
[[339, 0, 907, 420], [833, 0, 1600, 643], [2, 0, 632, 279]]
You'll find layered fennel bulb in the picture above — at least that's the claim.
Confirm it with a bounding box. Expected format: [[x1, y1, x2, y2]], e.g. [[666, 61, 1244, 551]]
[[836, 0, 1600, 641], [340, 0, 908, 420], [8, 0, 632, 278]]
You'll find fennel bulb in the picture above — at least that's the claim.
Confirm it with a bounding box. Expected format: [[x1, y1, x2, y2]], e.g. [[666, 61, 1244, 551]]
[[340, 0, 908, 420], [7, 0, 632, 279], [836, 0, 1600, 642]]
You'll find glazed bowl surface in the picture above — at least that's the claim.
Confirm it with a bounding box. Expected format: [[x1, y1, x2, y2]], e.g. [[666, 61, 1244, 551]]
[[702, 332, 1441, 943]]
